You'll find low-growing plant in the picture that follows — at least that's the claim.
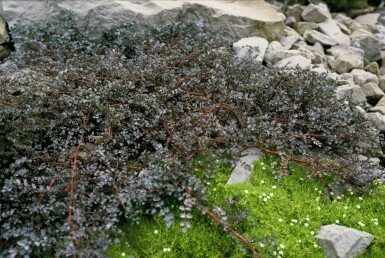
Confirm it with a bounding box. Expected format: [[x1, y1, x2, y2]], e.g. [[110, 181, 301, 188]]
[[107, 154, 385, 257], [0, 19, 383, 256]]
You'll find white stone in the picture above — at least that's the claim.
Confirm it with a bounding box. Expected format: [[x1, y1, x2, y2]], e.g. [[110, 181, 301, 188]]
[[301, 3, 331, 23], [316, 224, 373, 258], [264, 41, 285, 65], [275, 55, 312, 70], [355, 13, 380, 27], [304, 30, 337, 46], [280, 35, 300, 49], [227, 148, 263, 185], [319, 19, 341, 36], [351, 69, 379, 86], [326, 45, 364, 60], [233, 36, 269, 63]]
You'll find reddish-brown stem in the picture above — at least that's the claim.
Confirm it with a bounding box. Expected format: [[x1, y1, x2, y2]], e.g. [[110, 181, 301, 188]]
[[195, 104, 244, 128], [184, 187, 261, 258], [114, 186, 126, 210]]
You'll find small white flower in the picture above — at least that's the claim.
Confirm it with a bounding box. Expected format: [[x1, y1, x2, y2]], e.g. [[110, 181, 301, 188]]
[[278, 218, 283, 222], [279, 244, 285, 249], [259, 243, 265, 247], [279, 250, 284, 255], [261, 180, 265, 184], [335, 220, 340, 224], [305, 217, 310, 221], [356, 205, 361, 209], [291, 219, 298, 223], [304, 223, 309, 227], [337, 196, 342, 200], [358, 221, 365, 227], [330, 192, 334, 196], [262, 193, 266, 196], [359, 197, 363, 200], [315, 188, 318, 191], [314, 243, 319, 248], [299, 178, 304, 181], [310, 231, 315, 235], [263, 198, 268, 202], [272, 185, 277, 189], [343, 214, 346, 218], [315, 197, 320, 202], [269, 193, 274, 197], [154, 230, 159, 234], [121, 253, 126, 257], [244, 190, 249, 194], [317, 206, 321, 211], [163, 247, 171, 252], [374, 222, 379, 225], [344, 206, 348, 210]]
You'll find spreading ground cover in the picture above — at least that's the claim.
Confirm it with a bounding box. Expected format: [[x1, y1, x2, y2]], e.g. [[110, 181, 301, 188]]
[[0, 19, 384, 257], [107, 154, 385, 258]]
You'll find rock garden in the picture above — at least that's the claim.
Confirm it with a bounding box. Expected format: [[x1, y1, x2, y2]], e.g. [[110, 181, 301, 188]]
[[1, 0, 385, 257]]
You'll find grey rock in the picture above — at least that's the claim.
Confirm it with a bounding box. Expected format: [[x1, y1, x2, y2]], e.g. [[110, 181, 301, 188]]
[[233, 36, 269, 63], [301, 3, 331, 23], [369, 105, 385, 115], [334, 13, 354, 27], [336, 84, 366, 104], [264, 41, 285, 65], [316, 224, 373, 258], [356, 35, 381, 62], [294, 21, 318, 35], [326, 45, 364, 60], [328, 55, 364, 74], [280, 35, 300, 49], [361, 82, 385, 105], [275, 55, 312, 70], [351, 69, 379, 86], [375, 95, 385, 106], [354, 13, 380, 27], [303, 30, 337, 46], [227, 148, 263, 185]]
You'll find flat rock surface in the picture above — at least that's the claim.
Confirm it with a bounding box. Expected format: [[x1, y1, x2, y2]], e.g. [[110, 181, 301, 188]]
[[2, 0, 284, 41]]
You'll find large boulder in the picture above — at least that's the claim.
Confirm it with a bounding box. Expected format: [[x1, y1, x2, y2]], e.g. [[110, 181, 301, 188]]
[[316, 224, 373, 258], [2, 0, 284, 42], [351, 69, 379, 86]]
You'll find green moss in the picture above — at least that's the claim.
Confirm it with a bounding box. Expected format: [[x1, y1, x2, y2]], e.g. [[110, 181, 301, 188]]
[[107, 154, 385, 257]]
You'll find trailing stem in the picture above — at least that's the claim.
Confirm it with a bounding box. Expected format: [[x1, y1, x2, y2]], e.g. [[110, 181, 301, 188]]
[[184, 186, 261, 258]]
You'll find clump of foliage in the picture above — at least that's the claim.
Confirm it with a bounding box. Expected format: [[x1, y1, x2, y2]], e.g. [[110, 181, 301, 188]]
[[107, 155, 385, 257], [0, 18, 382, 256]]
